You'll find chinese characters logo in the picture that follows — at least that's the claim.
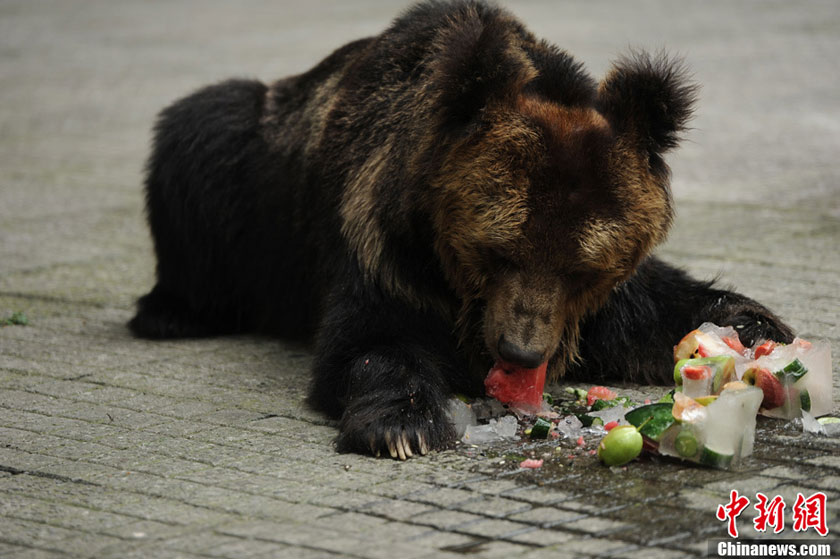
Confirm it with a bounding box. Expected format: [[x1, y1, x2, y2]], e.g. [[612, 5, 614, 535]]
[[716, 490, 829, 538]]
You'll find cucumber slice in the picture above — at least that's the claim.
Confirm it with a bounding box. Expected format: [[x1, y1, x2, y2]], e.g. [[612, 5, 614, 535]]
[[577, 414, 604, 427], [674, 429, 698, 457], [591, 396, 634, 411], [529, 417, 551, 439], [565, 387, 588, 401], [775, 358, 808, 383], [590, 398, 612, 411], [799, 389, 811, 413], [624, 404, 676, 442], [699, 446, 734, 469]]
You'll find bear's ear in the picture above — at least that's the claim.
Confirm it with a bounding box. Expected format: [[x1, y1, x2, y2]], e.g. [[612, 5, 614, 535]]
[[596, 51, 697, 158], [430, 8, 537, 130]]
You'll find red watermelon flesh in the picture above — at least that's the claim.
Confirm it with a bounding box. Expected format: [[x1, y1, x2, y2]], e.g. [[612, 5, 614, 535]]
[[484, 360, 548, 412]]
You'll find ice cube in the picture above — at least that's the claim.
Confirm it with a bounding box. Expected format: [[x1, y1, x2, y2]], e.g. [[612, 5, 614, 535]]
[[748, 339, 833, 418], [658, 386, 763, 469], [701, 386, 764, 461], [680, 364, 713, 398], [802, 411, 827, 435], [461, 415, 518, 444], [588, 404, 632, 426], [446, 398, 477, 439], [792, 340, 832, 417], [554, 414, 585, 439], [699, 323, 749, 357]]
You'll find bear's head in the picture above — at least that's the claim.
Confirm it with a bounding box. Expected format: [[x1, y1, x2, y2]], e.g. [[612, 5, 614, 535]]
[[425, 6, 697, 376]]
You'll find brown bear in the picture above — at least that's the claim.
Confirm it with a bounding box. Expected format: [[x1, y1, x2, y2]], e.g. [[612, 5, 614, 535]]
[[129, 0, 792, 459]]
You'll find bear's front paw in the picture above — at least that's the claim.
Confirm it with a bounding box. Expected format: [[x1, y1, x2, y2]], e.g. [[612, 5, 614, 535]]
[[710, 294, 794, 347], [336, 390, 454, 460]]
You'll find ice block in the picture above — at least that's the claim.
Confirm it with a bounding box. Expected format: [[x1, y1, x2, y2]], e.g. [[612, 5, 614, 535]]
[[626, 384, 764, 469], [672, 323, 833, 419], [674, 323, 748, 363], [743, 339, 833, 418]]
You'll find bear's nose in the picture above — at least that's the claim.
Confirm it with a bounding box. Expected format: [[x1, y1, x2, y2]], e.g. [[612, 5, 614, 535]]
[[497, 335, 544, 369]]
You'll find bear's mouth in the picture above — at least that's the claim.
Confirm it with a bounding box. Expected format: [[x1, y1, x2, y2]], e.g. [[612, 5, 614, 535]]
[[490, 359, 546, 376]]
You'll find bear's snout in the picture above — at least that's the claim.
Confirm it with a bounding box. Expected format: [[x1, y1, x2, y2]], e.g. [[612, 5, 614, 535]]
[[484, 270, 564, 370], [497, 334, 545, 369]]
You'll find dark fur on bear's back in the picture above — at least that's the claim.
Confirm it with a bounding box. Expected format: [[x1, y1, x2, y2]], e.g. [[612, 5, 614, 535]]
[[130, 0, 793, 459]]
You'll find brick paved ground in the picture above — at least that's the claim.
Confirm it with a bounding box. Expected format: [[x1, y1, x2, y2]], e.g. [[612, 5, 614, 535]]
[[1, 1, 838, 558]]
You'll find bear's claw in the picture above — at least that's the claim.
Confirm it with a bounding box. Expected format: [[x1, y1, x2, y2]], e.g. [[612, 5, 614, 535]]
[[377, 430, 429, 460]]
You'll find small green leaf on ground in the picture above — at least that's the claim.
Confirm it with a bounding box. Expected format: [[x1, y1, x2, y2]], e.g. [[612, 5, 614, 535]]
[[2, 311, 29, 326]]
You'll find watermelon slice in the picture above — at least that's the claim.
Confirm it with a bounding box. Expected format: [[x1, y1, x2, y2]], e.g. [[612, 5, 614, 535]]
[[484, 360, 548, 412], [586, 385, 617, 407]]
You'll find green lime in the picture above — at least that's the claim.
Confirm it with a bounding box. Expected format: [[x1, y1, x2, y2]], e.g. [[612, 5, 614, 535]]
[[597, 425, 642, 467]]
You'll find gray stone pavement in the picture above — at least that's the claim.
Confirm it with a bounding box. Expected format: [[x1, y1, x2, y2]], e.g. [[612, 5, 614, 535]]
[[1, 1, 838, 557]]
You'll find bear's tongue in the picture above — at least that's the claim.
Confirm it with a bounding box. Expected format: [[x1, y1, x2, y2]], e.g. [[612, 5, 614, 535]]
[[484, 359, 548, 412]]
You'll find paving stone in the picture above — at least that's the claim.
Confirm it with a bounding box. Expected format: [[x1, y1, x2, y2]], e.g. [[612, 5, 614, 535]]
[[501, 486, 575, 505], [410, 509, 486, 531], [608, 546, 688, 559], [464, 477, 522, 496], [702, 475, 786, 495], [560, 536, 639, 557], [340, 539, 436, 559], [405, 486, 478, 508], [507, 526, 576, 547], [0, 517, 79, 546], [508, 506, 588, 526], [0, 491, 135, 532], [356, 498, 435, 521], [306, 488, 382, 511], [806, 455, 840, 470], [437, 539, 534, 558], [364, 479, 438, 500], [204, 538, 291, 559], [103, 519, 188, 541], [258, 547, 343, 559], [2, 549, 73, 559], [760, 465, 813, 480], [314, 511, 389, 533], [455, 496, 532, 518], [216, 519, 312, 542], [562, 515, 633, 536]]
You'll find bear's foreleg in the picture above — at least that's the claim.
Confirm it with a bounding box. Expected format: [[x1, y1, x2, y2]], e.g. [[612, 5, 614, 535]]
[[569, 256, 794, 384], [308, 268, 462, 459]]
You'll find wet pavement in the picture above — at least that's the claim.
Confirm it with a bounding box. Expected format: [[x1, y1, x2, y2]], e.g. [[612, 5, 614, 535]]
[[1, 1, 839, 557]]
